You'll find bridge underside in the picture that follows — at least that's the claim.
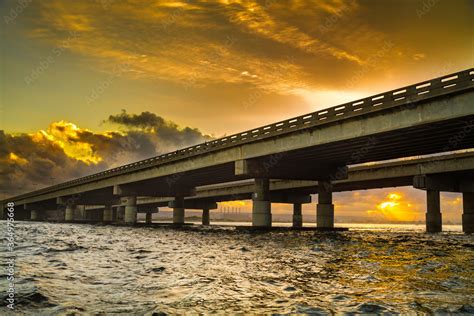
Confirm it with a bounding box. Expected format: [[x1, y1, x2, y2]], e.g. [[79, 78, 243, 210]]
[[73, 114, 474, 201]]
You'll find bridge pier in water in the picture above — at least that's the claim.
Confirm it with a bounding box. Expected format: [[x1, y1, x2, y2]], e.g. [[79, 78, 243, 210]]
[[463, 192, 474, 234], [292, 203, 303, 228], [145, 211, 153, 224], [317, 180, 334, 228], [252, 178, 272, 227], [116, 206, 125, 223], [103, 204, 113, 223], [30, 210, 39, 221], [202, 208, 210, 225], [65, 203, 76, 222], [123, 196, 137, 224], [426, 190, 442, 233], [172, 196, 185, 225]]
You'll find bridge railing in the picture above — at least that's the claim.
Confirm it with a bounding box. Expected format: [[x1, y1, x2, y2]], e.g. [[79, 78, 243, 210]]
[[7, 68, 474, 201]]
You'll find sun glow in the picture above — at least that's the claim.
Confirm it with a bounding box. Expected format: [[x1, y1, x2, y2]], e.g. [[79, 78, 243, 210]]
[[369, 192, 418, 222], [220, 201, 247, 208]]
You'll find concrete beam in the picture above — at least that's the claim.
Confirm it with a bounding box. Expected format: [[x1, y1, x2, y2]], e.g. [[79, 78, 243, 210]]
[[113, 184, 195, 197], [235, 159, 347, 180], [57, 196, 120, 206], [413, 174, 474, 193]]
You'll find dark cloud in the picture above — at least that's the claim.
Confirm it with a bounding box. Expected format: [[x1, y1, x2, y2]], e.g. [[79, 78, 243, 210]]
[[0, 112, 212, 198], [105, 110, 212, 151]]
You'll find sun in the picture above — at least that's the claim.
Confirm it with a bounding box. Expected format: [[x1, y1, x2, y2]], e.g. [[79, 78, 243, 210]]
[[369, 192, 418, 222]]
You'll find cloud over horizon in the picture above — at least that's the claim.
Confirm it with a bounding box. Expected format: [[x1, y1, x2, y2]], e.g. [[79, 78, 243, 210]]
[[0, 111, 211, 198]]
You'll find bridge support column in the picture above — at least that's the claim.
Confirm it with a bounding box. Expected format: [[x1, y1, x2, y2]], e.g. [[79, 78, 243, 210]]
[[145, 211, 153, 224], [462, 192, 474, 234], [426, 190, 442, 233], [123, 196, 137, 225], [173, 197, 185, 225], [30, 210, 39, 221], [317, 180, 334, 228], [112, 207, 117, 221], [65, 204, 76, 222], [116, 206, 125, 222], [293, 203, 303, 228], [202, 208, 210, 225], [252, 178, 272, 227], [75, 206, 85, 221], [103, 205, 113, 223]]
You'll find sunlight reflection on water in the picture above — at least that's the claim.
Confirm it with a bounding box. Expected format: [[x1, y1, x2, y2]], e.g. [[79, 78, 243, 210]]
[[1, 221, 473, 315]]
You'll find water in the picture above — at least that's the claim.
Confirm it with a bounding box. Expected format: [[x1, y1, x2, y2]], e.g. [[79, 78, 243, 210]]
[[1, 221, 473, 315]]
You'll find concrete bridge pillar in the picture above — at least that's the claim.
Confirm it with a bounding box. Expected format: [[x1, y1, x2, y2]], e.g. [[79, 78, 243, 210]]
[[75, 206, 86, 221], [145, 211, 153, 224], [116, 206, 125, 222], [30, 210, 39, 221], [65, 204, 76, 222], [462, 192, 474, 234], [123, 196, 137, 224], [426, 190, 442, 233], [252, 178, 272, 227], [173, 196, 185, 225], [112, 207, 117, 222], [103, 204, 113, 223], [292, 203, 303, 228], [202, 208, 210, 225], [317, 180, 334, 228]]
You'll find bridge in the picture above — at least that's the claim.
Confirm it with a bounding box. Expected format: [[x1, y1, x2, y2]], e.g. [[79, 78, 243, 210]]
[[2, 68, 473, 233]]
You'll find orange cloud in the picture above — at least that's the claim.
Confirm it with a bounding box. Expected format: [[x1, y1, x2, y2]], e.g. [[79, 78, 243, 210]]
[[31, 121, 108, 165], [368, 192, 420, 222]]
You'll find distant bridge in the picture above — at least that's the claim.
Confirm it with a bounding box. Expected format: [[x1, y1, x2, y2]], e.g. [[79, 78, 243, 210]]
[[2, 68, 474, 233]]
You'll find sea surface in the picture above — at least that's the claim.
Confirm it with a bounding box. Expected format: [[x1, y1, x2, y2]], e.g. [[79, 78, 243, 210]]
[[1, 221, 473, 315]]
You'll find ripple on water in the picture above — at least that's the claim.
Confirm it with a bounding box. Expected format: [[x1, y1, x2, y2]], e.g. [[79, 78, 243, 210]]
[[0, 222, 472, 314]]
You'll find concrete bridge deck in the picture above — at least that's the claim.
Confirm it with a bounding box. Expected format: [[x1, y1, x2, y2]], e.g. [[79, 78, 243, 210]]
[[2, 68, 474, 233]]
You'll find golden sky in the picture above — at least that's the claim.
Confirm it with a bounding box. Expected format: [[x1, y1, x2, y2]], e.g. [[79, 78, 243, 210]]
[[0, 0, 472, 221]]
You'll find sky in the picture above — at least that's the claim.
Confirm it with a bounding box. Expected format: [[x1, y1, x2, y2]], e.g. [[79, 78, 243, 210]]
[[0, 0, 472, 222]]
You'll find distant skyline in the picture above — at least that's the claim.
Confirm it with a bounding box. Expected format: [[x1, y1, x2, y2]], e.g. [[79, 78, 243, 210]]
[[1, 0, 472, 221]]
